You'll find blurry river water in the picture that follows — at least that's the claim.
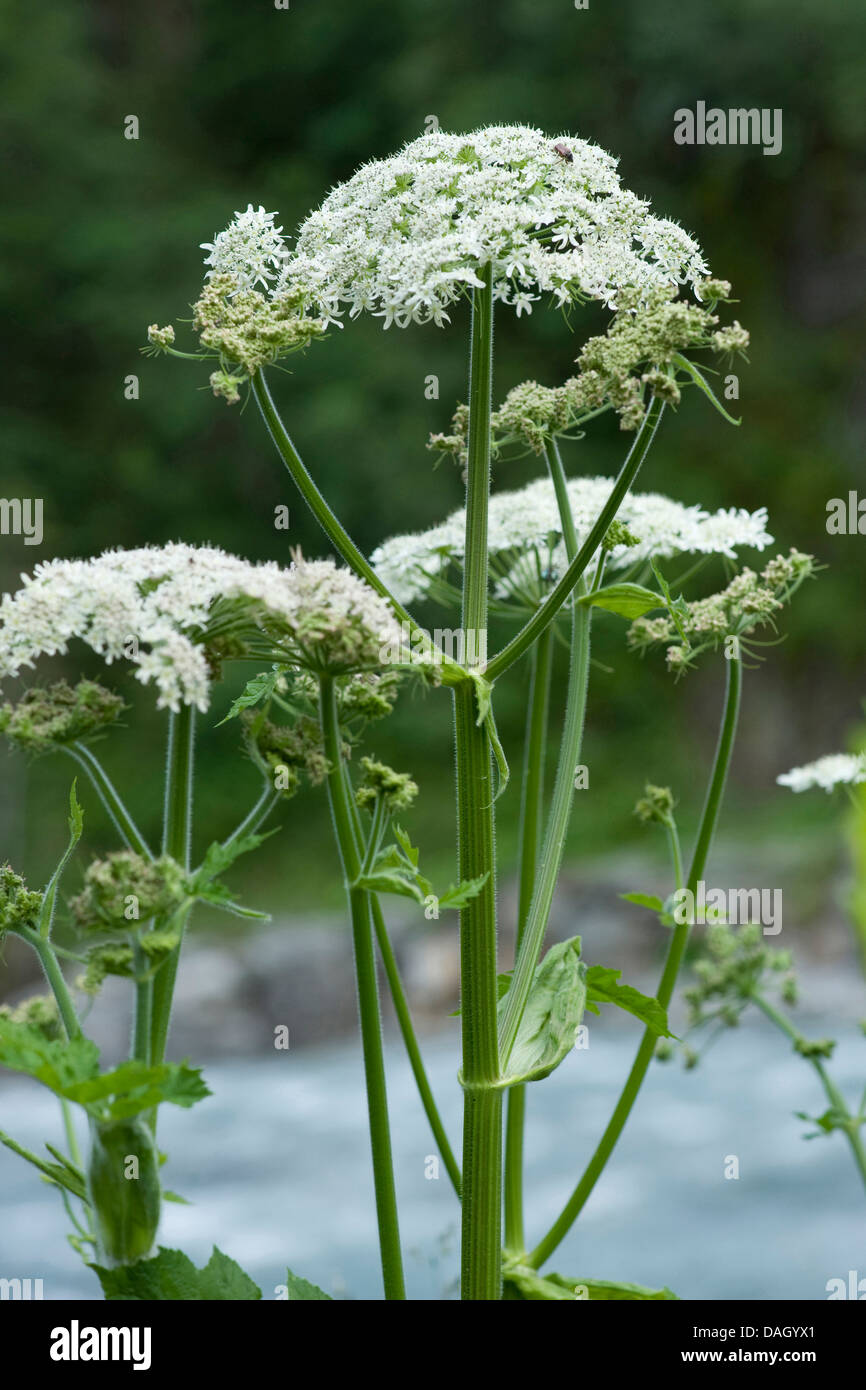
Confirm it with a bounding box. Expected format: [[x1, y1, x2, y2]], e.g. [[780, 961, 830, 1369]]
[[1, 1014, 864, 1301]]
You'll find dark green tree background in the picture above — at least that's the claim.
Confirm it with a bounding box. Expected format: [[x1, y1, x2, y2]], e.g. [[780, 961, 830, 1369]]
[[2, 0, 864, 911]]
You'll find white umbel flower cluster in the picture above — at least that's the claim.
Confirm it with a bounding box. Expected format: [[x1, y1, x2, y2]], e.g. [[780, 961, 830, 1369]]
[[277, 125, 710, 326], [777, 753, 866, 794], [201, 204, 288, 292], [0, 546, 406, 712], [371, 476, 772, 606]]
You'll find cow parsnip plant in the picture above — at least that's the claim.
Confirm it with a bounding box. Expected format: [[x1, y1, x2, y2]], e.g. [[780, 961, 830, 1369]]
[[3, 125, 848, 1301]]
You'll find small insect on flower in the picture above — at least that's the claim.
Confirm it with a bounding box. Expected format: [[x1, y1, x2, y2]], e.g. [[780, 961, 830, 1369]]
[[553, 142, 574, 163]]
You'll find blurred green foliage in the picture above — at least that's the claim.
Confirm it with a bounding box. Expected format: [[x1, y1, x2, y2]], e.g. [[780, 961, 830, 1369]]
[[2, 0, 864, 919]]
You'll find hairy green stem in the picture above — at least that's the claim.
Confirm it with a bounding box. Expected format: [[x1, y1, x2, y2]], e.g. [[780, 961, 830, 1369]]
[[528, 655, 742, 1268], [455, 264, 502, 1300], [319, 674, 405, 1300], [149, 706, 195, 1072], [17, 926, 81, 1039], [504, 628, 554, 1255], [485, 399, 664, 681]]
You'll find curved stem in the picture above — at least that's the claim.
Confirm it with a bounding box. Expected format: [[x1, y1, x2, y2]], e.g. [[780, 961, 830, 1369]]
[[63, 744, 152, 859], [498, 437, 592, 1066], [319, 675, 405, 1300], [370, 897, 463, 1198], [454, 265, 502, 1300], [252, 370, 412, 624], [348, 794, 462, 1199], [221, 784, 280, 853], [149, 706, 196, 1072], [504, 628, 553, 1255], [16, 926, 81, 1039], [486, 399, 665, 681], [527, 655, 742, 1268], [752, 993, 866, 1196]]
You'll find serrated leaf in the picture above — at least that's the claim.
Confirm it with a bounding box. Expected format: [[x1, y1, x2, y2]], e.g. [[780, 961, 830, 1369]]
[[216, 668, 283, 725], [0, 1018, 100, 1094], [584, 965, 673, 1037], [437, 873, 489, 910], [393, 824, 420, 868], [579, 583, 662, 620], [92, 1246, 262, 1300], [498, 937, 586, 1086], [0, 1021, 210, 1120], [355, 868, 427, 904], [620, 892, 665, 912], [285, 1267, 333, 1300]]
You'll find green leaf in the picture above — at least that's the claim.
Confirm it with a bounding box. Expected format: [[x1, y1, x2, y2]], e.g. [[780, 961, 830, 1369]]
[[355, 868, 427, 904], [0, 1020, 210, 1119], [284, 1267, 333, 1301], [504, 1268, 678, 1300], [0, 1128, 88, 1201], [620, 891, 665, 913], [579, 583, 662, 620], [437, 873, 489, 910], [216, 668, 283, 725], [191, 832, 274, 892], [584, 965, 673, 1037], [0, 1017, 100, 1094], [795, 1107, 853, 1139], [162, 1190, 191, 1205], [498, 937, 586, 1086], [393, 824, 420, 868], [92, 1246, 262, 1300], [36, 781, 85, 938], [673, 352, 742, 426]]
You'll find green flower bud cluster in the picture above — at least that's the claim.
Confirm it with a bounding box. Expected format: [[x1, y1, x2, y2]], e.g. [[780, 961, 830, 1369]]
[[191, 272, 328, 399], [628, 549, 816, 674], [71, 852, 188, 936], [633, 783, 675, 825], [355, 757, 419, 814], [0, 681, 125, 754], [242, 709, 330, 797], [146, 323, 175, 349], [78, 929, 181, 996], [428, 286, 748, 468], [0, 994, 60, 1039], [0, 864, 42, 940], [684, 922, 796, 1031], [601, 519, 640, 554], [575, 285, 748, 430]]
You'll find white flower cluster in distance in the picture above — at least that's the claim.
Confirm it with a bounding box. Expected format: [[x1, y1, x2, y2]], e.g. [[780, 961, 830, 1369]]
[[276, 125, 710, 326], [371, 477, 773, 605], [201, 204, 288, 291], [777, 753, 866, 794], [0, 545, 405, 712]]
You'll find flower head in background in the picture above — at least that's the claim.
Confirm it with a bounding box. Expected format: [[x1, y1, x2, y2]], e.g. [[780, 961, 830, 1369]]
[[371, 474, 772, 612], [280, 125, 711, 326], [777, 753, 866, 794], [0, 546, 411, 713]]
